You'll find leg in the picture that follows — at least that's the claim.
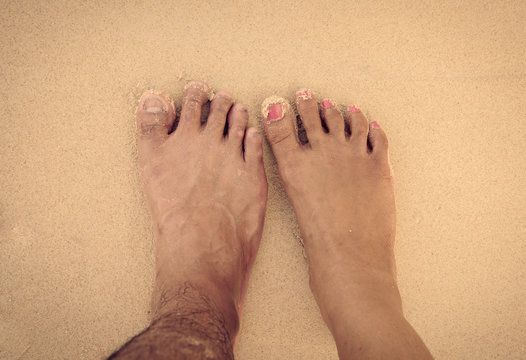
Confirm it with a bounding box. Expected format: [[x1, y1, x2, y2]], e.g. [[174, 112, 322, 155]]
[[261, 90, 433, 359], [108, 283, 234, 359], [109, 81, 267, 359]]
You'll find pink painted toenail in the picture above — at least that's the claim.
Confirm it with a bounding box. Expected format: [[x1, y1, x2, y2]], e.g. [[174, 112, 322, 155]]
[[348, 105, 360, 113], [268, 104, 283, 121], [322, 99, 333, 108], [371, 121, 380, 129], [143, 95, 166, 114], [296, 89, 312, 100]]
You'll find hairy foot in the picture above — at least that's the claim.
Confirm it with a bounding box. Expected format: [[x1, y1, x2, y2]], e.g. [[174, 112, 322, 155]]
[[261, 90, 432, 359], [136, 82, 267, 345]]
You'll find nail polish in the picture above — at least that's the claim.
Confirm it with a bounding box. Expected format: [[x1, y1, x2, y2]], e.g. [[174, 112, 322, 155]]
[[296, 89, 312, 101], [348, 105, 360, 113], [267, 104, 283, 121], [143, 95, 167, 114], [321, 99, 333, 108], [371, 121, 380, 129]]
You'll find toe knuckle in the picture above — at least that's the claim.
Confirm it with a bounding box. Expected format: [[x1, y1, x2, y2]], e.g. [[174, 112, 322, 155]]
[[216, 93, 234, 103], [351, 126, 367, 137], [233, 128, 244, 138], [268, 129, 294, 146], [215, 100, 233, 113], [183, 96, 202, 109], [138, 121, 167, 136], [353, 118, 368, 131], [184, 90, 208, 105]]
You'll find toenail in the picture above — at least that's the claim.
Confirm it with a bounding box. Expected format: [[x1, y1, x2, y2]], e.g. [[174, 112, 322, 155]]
[[184, 81, 214, 100], [267, 104, 283, 121], [348, 105, 360, 113], [143, 95, 167, 114], [321, 99, 334, 108], [184, 80, 208, 91], [296, 89, 313, 101], [371, 121, 380, 129], [235, 104, 248, 112], [215, 91, 233, 100], [261, 96, 287, 122]]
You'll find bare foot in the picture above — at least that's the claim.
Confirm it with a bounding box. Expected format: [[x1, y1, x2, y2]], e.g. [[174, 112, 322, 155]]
[[137, 82, 267, 346], [261, 90, 432, 359]]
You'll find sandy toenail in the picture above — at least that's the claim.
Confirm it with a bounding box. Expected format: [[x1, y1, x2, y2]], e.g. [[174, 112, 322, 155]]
[[261, 96, 288, 122], [137, 91, 175, 115], [184, 81, 215, 100], [371, 121, 380, 129], [348, 105, 360, 113], [143, 95, 167, 114], [296, 88, 313, 101]]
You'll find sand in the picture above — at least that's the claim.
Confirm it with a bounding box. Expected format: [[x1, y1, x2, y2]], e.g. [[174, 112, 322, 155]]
[[1, 1, 525, 359]]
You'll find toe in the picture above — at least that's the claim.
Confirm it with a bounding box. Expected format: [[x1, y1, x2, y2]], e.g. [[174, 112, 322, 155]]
[[345, 105, 369, 154], [368, 121, 389, 158], [244, 127, 265, 173], [136, 91, 175, 138], [136, 91, 176, 155], [179, 81, 212, 133], [243, 127, 268, 217], [227, 103, 249, 148], [320, 99, 345, 140], [296, 89, 324, 145], [261, 96, 301, 159], [206, 90, 234, 138]]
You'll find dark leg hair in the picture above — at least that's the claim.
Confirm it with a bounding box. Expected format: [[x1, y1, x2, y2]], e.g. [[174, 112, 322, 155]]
[[108, 283, 234, 360]]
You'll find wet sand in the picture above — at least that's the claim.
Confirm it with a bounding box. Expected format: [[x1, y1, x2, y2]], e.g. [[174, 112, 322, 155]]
[[1, 1, 525, 359]]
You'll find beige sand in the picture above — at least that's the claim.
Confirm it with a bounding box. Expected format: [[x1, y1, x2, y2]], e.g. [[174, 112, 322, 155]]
[[1, 1, 525, 359]]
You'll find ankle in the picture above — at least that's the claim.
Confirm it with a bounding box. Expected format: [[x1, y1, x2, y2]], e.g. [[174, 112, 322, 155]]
[[322, 285, 404, 344], [307, 249, 398, 292], [152, 280, 240, 342], [309, 263, 403, 329]]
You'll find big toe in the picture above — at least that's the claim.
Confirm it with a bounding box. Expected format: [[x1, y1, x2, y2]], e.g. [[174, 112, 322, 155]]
[[261, 96, 300, 160], [136, 91, 176, 157]]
